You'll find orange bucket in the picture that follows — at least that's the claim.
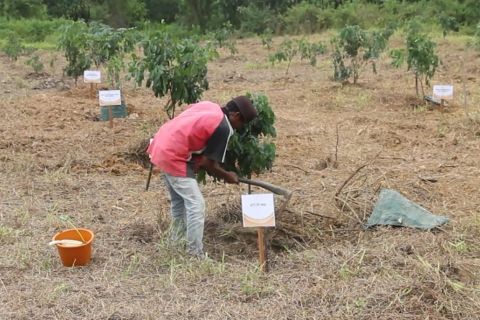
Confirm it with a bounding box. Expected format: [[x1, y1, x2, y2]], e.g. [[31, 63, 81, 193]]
[[52, 228, 94, 267]]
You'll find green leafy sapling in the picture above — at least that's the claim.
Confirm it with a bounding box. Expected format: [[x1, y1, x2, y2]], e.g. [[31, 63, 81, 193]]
[[390, 22, 439, 97], [129, 33, 212, 119], [270, 38, 326, 74], [208, 22, 238, 56], [261, 28, 273, 50], [331, 25, 393, 84], [3, 32, 24, 61], [58, 21, 91, 85]]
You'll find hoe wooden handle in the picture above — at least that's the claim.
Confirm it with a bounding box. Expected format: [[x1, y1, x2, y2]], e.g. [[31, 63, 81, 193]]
[[238, 177, 292, 198]]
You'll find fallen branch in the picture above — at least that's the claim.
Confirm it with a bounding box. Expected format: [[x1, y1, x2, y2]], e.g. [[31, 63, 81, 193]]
[[335, 164, 368, 198]]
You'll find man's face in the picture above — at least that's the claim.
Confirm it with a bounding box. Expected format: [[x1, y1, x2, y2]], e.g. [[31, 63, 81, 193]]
[[229, 112, 245, 130]]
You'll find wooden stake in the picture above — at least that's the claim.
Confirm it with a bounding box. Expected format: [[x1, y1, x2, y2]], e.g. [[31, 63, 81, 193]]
[[257, 227, 267, 272], [90, 83, 94, 99], [247, 182, 268, 272], [108, 105, 113, 128], [145, 163, 153, 191]]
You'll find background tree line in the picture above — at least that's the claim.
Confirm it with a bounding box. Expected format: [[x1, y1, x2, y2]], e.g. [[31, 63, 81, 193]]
[[0, 0, 479, 34]]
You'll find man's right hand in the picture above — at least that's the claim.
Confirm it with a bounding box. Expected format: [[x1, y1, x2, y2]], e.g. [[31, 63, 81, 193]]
[[224, 171, 239, 184]]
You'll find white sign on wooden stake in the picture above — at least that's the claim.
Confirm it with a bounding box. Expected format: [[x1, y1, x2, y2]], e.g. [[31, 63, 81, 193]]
[[84, 70, 101, 83], [242, 193, 275, 227], [99, 90, 121, 106], [433, 85, 453, 100]]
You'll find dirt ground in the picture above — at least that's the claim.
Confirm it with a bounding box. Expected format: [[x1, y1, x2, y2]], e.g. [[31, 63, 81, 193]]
[[1, 34, 480, 319]]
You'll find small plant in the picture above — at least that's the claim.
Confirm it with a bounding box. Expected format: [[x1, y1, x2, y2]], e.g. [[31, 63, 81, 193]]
[[331, 25, 393, 84], [260, 28, 273, 50], [106, 55, 124, 89], [269, 38, 326, 74], [129, 33, 212, 119], [25, 54, 44, 74], [474, 23, 480, 50], [208, 22, 238, 56], [269, 39, 297, 74], [3, 32, 24, 61], [390, 22, 439, 97], [298, 38, 326, 66]]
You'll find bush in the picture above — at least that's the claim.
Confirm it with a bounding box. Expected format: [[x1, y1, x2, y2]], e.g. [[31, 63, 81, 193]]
[[282, 2, 326, 34], [238, 4, 278, 35], [0, 18, 66, 43]]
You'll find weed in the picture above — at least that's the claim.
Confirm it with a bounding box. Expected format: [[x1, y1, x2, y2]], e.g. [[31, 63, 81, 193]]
[[0, 225, 14, 242], [123, 254, 141, 276], [448, 239, 469, 253]]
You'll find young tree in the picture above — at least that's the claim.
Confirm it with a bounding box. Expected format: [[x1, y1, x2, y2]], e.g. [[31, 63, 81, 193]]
[[269, 38, 326, 74], [331, 25, 393, 84], [207, 22, 238, 56], [2, 32, 24, 61], [129, 33, 212, 118], [58, 21, 91, 84], [390, 23, 439, 97]]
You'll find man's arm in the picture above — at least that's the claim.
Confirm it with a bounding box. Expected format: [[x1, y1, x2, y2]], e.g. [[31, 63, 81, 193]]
[[196, 156, 238, 184]]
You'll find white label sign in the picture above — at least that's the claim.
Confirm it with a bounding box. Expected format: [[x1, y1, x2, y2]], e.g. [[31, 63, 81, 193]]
[[99, 90, 121, 106], [433, 85, 453, 100], [241, 193, 275, 227], [84, 70, 101, 83]]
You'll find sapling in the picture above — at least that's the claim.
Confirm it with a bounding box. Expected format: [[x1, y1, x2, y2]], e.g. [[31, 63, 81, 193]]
[[390, 22, 439, 97], [25, 54, 44, 74], [331, 25, 393, 84], [269, 38, 325, 74], [208, 22, 238, 56], [260, 28, 273, 50], [129, 33, 212, 119], [3, 32, 24, 61], [58, 21, 91, 85]]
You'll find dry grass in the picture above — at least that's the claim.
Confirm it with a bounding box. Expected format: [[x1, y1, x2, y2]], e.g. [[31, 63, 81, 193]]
[[1, 34, 480, 319]]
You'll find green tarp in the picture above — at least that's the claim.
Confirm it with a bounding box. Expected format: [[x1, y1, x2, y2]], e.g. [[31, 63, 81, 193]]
[[365, 188, 449, 230]]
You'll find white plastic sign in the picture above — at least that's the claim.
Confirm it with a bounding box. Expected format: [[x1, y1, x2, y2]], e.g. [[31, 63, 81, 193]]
[[433, 85, 453, 100], [84, 70, 101, 83], [241, 193, 275, 227], [99, 90, 121, 106]]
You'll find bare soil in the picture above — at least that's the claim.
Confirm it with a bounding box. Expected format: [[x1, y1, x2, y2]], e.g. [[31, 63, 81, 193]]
[[1, 34, 480, 319]]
